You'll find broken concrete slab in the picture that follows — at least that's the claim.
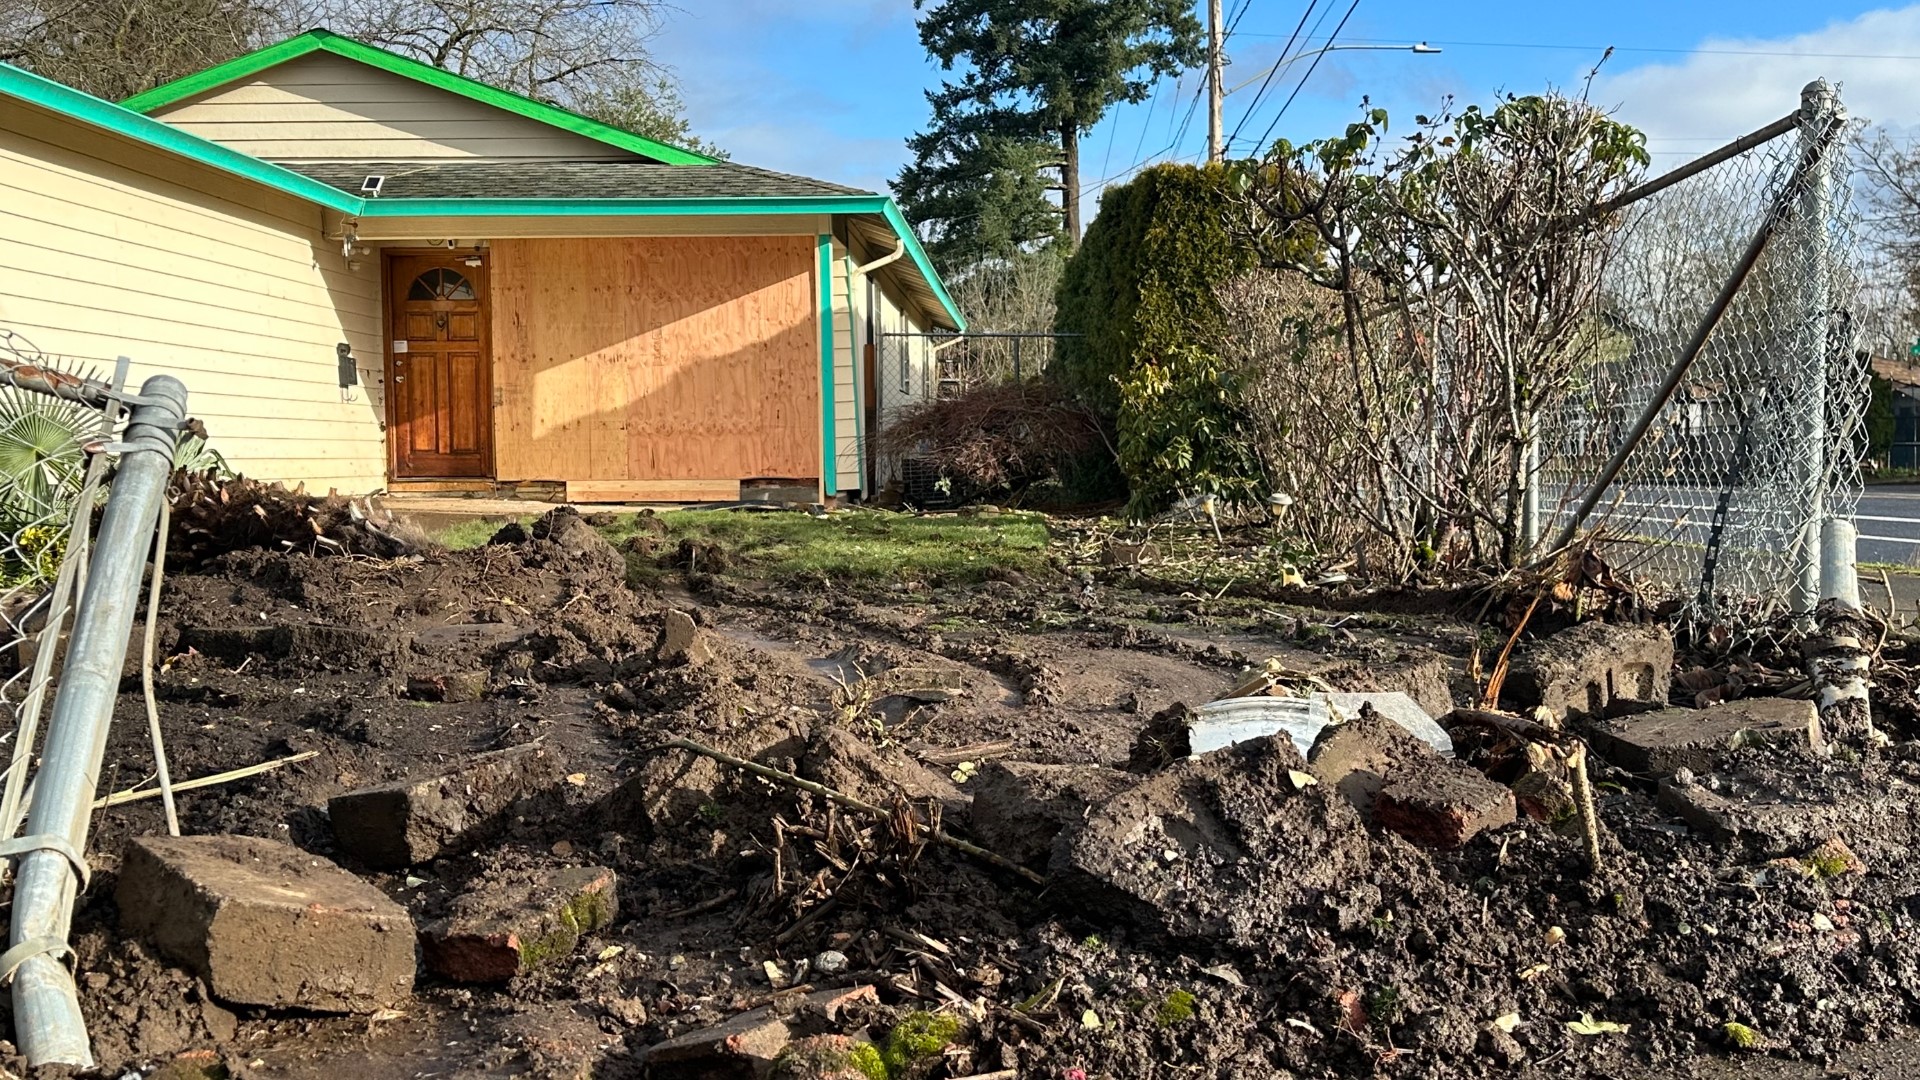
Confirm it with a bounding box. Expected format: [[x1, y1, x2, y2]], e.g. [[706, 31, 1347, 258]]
[[1590, 698, 1824, 775], [1056, 736, 1372, 946], [329, 741, 565, 869], [641, 985, 877, 1080], [1505, 621, 1673, 723], [657, 609, 713, 666], [117, 834, 414, 1013], [421, 866, 618, 982], [968, 760, 1134, 867], [1657, 770, 1919, 859], [1375, 767, 1516, 850]]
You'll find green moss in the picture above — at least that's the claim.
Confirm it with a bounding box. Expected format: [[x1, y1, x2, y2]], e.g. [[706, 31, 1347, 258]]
[[1806, 852, 1851, 878], [1156, 989, 1198, 1026], [848, 1043, 888, 1080], [881, 1011, 963, 1074], [1723, 1021, 1761, 1049], [515, 883, 616, 971]]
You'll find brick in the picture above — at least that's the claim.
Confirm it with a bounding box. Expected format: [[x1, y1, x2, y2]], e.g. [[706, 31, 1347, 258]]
[[1590, 698, 1824, 775], [968, 760, 1133, 866], [421, 866, 618, 982], [642, 985, 877, 1079], [1374, 767, 1516, 849], [1505, 622, 1673, 722], [117, 835, 414, 1013], [329, 741, 564, 869]]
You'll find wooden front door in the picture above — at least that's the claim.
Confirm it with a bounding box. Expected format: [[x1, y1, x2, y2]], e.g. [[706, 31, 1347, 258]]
[[387, 253, 492, 478]]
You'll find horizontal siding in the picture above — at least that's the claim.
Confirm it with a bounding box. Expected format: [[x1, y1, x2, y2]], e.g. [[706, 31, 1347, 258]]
[[152, 52, 638, 162], [829, 243, 859, 492], [0, 107, 388, 493]]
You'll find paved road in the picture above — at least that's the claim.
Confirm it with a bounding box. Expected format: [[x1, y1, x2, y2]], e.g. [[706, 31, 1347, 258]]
[[1551, 484, 1920, 568]]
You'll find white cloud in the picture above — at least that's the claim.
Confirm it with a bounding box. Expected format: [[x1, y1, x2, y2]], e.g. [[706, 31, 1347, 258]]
[[1591, 6, 1920, 158]]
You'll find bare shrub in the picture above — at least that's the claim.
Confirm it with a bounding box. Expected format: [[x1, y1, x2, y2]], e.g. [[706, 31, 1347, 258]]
[[877, 381, 1104, 493]]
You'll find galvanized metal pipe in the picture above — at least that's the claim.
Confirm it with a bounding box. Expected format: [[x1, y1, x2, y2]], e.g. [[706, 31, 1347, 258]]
[[11, 375, 185, 1068]]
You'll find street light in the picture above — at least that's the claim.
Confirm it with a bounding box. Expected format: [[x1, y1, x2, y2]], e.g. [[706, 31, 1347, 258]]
[[1227, 42, 1441, 97]]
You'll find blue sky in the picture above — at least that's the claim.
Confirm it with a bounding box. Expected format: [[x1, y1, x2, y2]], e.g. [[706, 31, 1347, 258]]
[[655, 1, 1918, 196]]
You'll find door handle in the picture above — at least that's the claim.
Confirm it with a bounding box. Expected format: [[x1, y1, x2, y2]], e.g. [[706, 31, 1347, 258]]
[[394, 375, 405, 382]]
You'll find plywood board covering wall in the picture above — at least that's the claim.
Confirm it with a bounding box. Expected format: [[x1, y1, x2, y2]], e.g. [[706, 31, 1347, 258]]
[[490, 236, 819, 484]]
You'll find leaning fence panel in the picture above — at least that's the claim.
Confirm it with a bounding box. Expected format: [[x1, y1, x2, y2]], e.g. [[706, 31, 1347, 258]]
[[1543, 80, 1863, 621]]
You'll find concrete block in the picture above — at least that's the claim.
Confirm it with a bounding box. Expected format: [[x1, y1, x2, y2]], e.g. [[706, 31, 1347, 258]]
[[1590, 698, 1824, 775], [1505, 622, 1673, 722], [117, 834, 414, 1012], [329, 741, 564, 869]]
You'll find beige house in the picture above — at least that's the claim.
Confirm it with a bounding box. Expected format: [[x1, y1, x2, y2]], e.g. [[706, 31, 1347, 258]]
[[0, 30, 961, 501]]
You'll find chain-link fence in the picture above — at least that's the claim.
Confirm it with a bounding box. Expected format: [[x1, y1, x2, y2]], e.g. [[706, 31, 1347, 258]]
[[0, 329, 186, 1067], [1543, 80, 1862, 619]]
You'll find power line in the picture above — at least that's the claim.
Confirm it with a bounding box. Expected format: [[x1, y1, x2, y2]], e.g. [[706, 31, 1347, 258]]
[[1252, 0, 1361, 153], [1225, 0, 1319, 151], [1230, 33, 1920, 61]]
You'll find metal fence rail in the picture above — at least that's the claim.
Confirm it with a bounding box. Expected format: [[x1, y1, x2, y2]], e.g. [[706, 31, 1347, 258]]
[[1543, 80, 1862, 619], [0, 331, 185, 1067]]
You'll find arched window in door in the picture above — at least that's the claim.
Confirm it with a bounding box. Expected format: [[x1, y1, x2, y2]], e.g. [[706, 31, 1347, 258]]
[[407, 267, 475, 301]]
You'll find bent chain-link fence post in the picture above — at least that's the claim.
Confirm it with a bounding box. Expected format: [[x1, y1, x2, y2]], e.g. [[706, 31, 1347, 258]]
[[1544, 79, 1863, 624], [8, 374, 186, 1068]]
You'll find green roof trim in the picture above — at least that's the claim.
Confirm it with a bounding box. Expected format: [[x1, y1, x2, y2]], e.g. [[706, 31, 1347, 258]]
[[120, 29, 718, 166], [0, 60, 361, 213]]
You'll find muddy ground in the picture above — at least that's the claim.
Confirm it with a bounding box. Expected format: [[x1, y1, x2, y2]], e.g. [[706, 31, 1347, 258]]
[[11, 507, 1920, 1079]]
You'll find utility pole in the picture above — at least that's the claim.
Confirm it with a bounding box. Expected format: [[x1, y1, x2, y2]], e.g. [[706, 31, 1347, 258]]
[[1207, 0, 1224, 163]]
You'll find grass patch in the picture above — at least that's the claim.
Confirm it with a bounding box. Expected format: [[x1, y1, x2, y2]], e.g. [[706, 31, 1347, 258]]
[[599, 509, 1053, 585], [430, 516, 528, 551]]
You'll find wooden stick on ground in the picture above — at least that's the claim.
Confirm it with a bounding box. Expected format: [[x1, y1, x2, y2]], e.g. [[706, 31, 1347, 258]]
[[663, 737, 1046, 886], [1568, 742, 1604, 875], [94, 750, 320, 810]]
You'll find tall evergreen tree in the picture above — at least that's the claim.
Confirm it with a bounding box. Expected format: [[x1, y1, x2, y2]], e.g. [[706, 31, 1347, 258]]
[[897, 0, 1202, 260]]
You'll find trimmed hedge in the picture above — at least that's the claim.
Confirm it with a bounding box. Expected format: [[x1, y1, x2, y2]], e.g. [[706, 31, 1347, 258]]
[[1054, 163, 1266, 514]]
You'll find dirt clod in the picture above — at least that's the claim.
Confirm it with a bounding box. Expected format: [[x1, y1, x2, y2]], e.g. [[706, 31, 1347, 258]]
[[328, 741, 566, 869], [969, 759, 1133, 867]]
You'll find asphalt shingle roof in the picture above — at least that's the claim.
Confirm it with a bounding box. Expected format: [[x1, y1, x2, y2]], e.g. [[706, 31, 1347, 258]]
[[285, 160, 872, 200]]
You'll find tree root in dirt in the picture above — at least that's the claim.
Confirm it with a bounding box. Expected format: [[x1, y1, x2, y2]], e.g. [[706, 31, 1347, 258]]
[[663, 736, 1046, 886]]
